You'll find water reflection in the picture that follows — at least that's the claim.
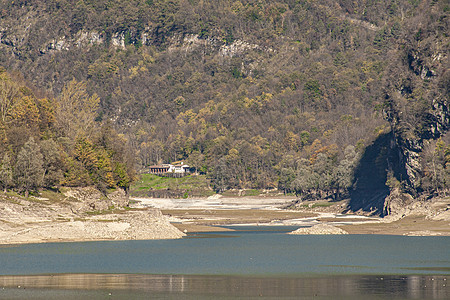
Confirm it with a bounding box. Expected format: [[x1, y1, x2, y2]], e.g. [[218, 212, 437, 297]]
[[0, 274, 448, 299]]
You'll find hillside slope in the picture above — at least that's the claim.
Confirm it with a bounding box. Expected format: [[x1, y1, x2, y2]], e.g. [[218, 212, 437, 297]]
[[0, 0, 448, 214]]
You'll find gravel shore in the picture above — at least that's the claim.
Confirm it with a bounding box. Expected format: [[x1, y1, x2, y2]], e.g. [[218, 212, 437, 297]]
[[133, 195, 450, 236], [1, 190, 448, 244], [0, 190, 185, 245]]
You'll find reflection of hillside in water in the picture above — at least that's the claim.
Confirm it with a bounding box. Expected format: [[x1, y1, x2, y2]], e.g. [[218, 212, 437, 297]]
[[0, 274, 448, 299]]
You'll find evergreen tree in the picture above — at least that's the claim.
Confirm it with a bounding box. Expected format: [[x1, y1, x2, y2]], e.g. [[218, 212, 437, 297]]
[[14, 137, 44, 197], [0, 153, 13, 192]]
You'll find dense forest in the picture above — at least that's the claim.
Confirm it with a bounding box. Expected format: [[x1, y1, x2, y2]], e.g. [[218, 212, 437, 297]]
[[0, 0, 448, 206], [0, 69, 135, 196]]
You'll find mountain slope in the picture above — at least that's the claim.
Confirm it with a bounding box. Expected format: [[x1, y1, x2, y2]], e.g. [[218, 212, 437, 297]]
[[0, 0, 448, 212]]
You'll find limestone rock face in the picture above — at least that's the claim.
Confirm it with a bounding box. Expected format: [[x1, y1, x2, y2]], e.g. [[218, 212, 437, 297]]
[[383, 188, 415, 216], [384, 36, 449, 190], [289, 223, 348, 235]]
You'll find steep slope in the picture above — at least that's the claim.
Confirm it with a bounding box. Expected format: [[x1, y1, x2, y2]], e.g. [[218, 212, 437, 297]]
[[383, 0, 449, 191], [349, 0, 449, 215], [0, 0, 448, 207]]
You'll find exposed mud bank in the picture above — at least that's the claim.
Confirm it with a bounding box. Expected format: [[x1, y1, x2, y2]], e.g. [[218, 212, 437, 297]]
[[132, 195, 449, 236]]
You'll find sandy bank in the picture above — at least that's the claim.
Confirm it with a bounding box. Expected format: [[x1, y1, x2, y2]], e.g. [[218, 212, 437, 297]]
[[132, 196, 450, 236], [289, 223, 348, 235], [0, 210, 185, 245], [0, 190, 185, 245]]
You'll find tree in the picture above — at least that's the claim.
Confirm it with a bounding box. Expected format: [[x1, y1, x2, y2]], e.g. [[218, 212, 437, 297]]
[[291, 158, 318, 198], [212, 157, 229, 193], [55, 79, 100, 141], [0, 70, 19, 124], [312, 153, 335, 197], [0, 153, 13, 192], [14, 137, 44, 197], [114, 162, 131, 193], [278, 167, 295, 194], [9, 95, 40, 129], [188, 150, 205, 174], [73, 137, 115, 192], [40, 139, 64, 188], [334, 145, 359, 199]]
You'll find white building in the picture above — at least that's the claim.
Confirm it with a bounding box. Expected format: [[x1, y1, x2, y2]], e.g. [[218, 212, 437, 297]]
[[148, 162, 190, 175]]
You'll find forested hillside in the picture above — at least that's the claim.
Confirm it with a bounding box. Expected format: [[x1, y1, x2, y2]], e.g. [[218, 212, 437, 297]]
[[0, 0, 448, 209], [0, 69, 135, 196]]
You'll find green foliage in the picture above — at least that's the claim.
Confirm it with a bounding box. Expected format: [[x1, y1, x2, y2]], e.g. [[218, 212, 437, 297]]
[[0, 69, 136, 193], [114, 162, 131, 190], [130, 173, 211, 196], [63, 156, 93, 187], [278, 167, 296, 194], [73, 137, 116, 191]]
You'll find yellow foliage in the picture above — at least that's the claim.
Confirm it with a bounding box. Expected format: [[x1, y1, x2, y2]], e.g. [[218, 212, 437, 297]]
[[284, 131, 300, 151], [128, 66, 140, 79], [10, 96, 40, 128], [0, 72, 20, 123], [56, 79, 100, 140], [242, 92, 273, 110]]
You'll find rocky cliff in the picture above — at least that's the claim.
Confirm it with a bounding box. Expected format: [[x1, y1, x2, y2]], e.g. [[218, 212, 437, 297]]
[[384, 0, 449, 192], [349, 1, 449, 215]]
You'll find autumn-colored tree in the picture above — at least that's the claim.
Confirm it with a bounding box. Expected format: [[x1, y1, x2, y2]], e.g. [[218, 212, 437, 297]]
[[0, 70, 19, 124], [55, 79, 100, 141], [63, 156, 92, 187], [0, 0, 447, 200], [9, 95, 40, 129]]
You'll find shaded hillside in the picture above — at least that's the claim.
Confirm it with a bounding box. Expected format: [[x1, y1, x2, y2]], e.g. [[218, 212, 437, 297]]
[[348, 132, 405, 215]]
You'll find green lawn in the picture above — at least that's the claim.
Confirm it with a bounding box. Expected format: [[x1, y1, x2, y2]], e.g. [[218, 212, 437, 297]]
[[130, 174, 214, 197]]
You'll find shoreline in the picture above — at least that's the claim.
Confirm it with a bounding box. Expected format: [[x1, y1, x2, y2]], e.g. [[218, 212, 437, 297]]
[[0, 190, 186, 246], [132, 196, 450, 236], [0, 209, 186, 246], [0, 193, 448, 246]]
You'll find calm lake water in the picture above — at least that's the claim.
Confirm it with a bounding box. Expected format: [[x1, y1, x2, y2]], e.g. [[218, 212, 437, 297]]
[[0, 226, 449, 299]]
